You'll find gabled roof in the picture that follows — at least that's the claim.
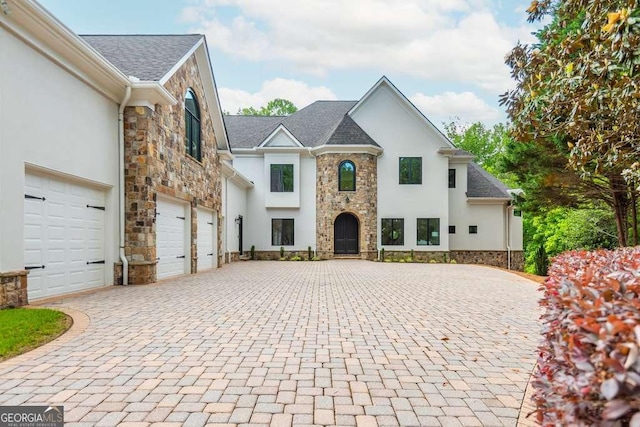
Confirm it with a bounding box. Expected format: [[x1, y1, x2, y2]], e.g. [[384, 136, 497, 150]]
[[467, 163, 511, 199], [81, 34, 203, 81], [224, 101, 377, 149]]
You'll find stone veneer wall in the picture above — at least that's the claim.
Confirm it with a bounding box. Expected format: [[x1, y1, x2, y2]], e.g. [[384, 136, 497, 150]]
[[122, 55, 222, 284], [450, 250, 525, 271], [0, 271, 28, 308], [316, 153, 378, 260]]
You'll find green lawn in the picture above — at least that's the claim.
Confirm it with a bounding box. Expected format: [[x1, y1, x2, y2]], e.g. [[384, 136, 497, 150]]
[[0, 308, 71, 361]]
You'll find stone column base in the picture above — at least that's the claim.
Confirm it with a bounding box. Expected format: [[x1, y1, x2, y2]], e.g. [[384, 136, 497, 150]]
[[114, 261, 157, 285], [0, 270, 29, 308]]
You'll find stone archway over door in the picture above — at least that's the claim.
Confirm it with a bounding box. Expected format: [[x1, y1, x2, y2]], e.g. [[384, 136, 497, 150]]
[[334, 213, 359, 254]]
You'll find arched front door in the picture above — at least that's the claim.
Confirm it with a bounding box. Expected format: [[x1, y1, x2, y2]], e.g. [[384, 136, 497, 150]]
[[334, 213, 359, 254]]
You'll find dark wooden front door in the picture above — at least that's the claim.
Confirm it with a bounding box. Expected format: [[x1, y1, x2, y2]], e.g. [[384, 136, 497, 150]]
[[334, 213, 359, 254]]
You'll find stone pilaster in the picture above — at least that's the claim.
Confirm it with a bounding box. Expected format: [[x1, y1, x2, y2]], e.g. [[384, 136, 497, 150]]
[[0, 270, 28, 308], [121, 54, 222, 284], [316, 153, 378, 260]]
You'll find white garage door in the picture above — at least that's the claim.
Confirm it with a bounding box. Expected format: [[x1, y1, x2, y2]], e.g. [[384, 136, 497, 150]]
[[197, 208, 217, 271], [24, 173, 106, 300], [156, 197, 188, 279]]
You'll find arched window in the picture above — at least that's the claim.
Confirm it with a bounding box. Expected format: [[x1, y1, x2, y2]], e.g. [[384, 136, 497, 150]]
[[339, 160, 356, 191], [184, 89, 201, 161]]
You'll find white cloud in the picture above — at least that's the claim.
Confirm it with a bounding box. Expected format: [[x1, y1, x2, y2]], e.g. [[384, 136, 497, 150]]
[[410, 91, 501, 125], [187, 0, 537, 91], [219, 78, 337, 113]]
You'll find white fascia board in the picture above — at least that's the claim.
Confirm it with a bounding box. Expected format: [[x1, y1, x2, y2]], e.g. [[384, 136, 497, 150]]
[[349, 76, 455, 149], [1, 0, 129, 102], [195, 41, 231, 152], [129, 81, 177, 107], [467, 197, 510, 205], [311, 144, 383, 156], [258, 124, 304, 148], [221, 161, 254, 189], [218, 150, 234, 161]]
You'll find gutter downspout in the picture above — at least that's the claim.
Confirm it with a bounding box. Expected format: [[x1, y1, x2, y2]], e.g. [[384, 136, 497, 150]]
[[118, 85, 131, 285], [506, 203, 512, 270]]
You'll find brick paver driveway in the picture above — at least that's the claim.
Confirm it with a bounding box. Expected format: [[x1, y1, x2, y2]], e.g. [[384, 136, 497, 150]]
[[0, 261, 540, 427]]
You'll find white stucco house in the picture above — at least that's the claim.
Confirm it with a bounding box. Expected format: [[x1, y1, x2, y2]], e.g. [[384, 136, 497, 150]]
[[0, 0, 522, 308], [223, 77, 523, 267]]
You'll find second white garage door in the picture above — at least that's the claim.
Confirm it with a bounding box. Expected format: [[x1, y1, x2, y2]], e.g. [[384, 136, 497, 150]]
[[197, 208, 217, 271], [156, 197, 189, 280]]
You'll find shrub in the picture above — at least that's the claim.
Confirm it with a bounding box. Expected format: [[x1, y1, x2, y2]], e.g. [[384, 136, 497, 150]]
[[384, 258, 392, 263], [290, 255, 303, 261], [410, 249, 415, 261], [380, 248, 385, 261], [399, 259, 406, 263], [308, 246, 313, 261], [250, 245, 255, 260], [311, 256, 321, 261], [532, 247, 640, 426], [429, 259, 437, 263], [280, 246, 284, 258], [450, 259, 457, 264]]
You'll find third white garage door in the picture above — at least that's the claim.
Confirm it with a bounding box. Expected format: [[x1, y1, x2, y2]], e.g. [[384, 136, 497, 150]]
[[156, 197, 189, 280], [197, 208, 217, 271]]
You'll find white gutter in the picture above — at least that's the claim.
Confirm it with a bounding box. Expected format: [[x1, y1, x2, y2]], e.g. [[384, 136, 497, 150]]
[[118, 85, 131, 285]]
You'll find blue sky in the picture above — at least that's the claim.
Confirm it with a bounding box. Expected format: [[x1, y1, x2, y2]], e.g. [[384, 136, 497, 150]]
[[39, 0, 541, 128]]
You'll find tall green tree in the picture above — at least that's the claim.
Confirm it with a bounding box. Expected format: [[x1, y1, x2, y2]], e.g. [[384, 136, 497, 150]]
[[238, 98, 298, 116], [501, 0, 640, 246]]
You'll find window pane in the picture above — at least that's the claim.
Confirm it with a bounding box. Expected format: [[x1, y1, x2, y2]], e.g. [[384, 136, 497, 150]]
[[448, 169, 456, 188], [185, 113, 191, 155], [270, 164, 293, 192], [399, 157, 421, 184], [449, 225, 456, 234], [417, 219, 439, 245], [339, 161, 355, 191], [469, 225, 478, 234], [417, 219, 428, 245], [428, 218, 440, 245], [382, 218, 403, 245], [272, 219, 294, 246]]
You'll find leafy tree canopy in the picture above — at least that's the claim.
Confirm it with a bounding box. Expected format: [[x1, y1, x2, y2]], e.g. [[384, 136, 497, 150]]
[[501, 0, 640, 245], [238, 98, 298, 116]]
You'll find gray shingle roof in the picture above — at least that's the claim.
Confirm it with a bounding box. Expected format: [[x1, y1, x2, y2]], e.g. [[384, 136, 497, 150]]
[[81, 35, 202, 81], [467, 162, 511, 198], [224, 101, 377, 149]]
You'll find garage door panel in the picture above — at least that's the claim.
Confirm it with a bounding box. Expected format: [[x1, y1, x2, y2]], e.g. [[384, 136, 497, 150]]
[[197, 208, 216, 271], [156, 198, 188, 280], [24, 173, 106, 299]]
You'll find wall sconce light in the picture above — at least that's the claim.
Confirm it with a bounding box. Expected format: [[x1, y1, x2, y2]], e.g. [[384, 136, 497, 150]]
[[235, 215, 243, 224], [345, 196, 350, 203]]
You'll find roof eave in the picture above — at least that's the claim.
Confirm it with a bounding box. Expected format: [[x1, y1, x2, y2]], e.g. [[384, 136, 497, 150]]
[[311, 145, 384, 156], [221, 161, 254, 189], [129, 81, 177, 107], [1, 0, 129, 102], [466, 197, 511, 205]]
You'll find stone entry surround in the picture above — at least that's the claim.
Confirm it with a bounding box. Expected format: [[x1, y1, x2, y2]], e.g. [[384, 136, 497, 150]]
[[0, 260, 540, 426], [316, 153, 378, 260]]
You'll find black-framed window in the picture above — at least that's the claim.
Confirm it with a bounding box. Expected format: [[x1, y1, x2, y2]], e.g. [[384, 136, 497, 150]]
[[469, 225, 478, 234], [184, 89, 201, 161], [514, 209, 522, 217], [448, 169, 456, 188], [417, 218, 440, 246], [449, 225, 456, 234], [381, 218, 404, 245], [399, 157, 422, 184], [270, 164, 293, 192], [339, 160, 356, 191], [272, 219, 294, 246]]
